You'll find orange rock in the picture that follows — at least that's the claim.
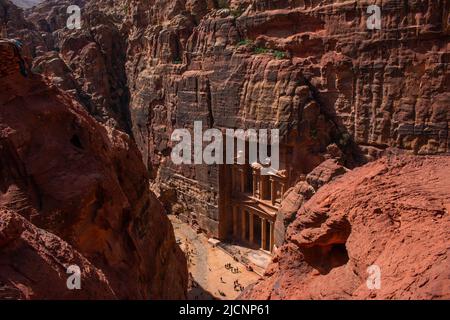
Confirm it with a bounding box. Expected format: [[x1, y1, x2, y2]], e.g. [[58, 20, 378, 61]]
[[0, 61, 187, 299], [0, 209, 116, 299], [242, 155, 450, 300]]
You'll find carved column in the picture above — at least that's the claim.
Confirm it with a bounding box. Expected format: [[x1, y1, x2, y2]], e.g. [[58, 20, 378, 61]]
[[241, 209, 246, 240], [269, 221, 274, 252], [261, 218, 267, 250], [270, 177, 276, 205], [259, 176, 263, 199], [233, 206, 238, 237], [249, 211, 254, 244], [233, 167, 238, 192]]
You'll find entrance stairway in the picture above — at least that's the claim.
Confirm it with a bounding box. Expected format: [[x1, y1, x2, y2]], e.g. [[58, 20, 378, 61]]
[[215, 241, 272, 276]]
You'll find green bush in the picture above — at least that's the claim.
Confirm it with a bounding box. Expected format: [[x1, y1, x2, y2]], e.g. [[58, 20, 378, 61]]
[[237, 39, 253, 46], [310, 127, 318, 139], [338, 132, 351, 146], [217, 0, 229, 9], [254, 47, 271, 55], [253, 47, 287, 60], [231, 8, 244, 18], [273, 50, 286, 60]]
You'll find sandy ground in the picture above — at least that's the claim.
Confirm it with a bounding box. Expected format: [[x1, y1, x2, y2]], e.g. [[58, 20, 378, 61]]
[[169, 215, 261, 300]]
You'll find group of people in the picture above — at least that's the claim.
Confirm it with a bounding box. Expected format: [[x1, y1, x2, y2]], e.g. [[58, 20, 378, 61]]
[[233, 280, 244, 292], [219, 273, 245, 292], [225, 263, 240, 274]]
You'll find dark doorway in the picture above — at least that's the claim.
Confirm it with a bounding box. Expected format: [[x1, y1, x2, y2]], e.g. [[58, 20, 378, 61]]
[[253, 215, 262, 248], [264, 220, 271, 251], [244, 210, 250, 241]]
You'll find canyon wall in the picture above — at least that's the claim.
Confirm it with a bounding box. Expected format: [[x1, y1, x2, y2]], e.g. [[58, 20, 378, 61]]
[[7, 0, 448, 237], [0, 40, 187, 299], [118, 0, 449, 236], [1, 0, 448, 300], [2, 0, 132, 131], [118, 0, 449, 299]]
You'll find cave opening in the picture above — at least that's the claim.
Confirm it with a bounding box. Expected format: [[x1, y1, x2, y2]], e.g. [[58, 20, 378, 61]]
[[70, 134, 83, 149], [299, 218, 352, 275], [301, 242, 350, 275]]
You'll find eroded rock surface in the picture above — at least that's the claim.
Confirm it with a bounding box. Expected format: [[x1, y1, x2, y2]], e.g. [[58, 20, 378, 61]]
[[1, 0, 448, 300], [4, 0, 448, 236], [0, 209, 116, 299], [274, 158, 349, 247], [242, 155, 450, 300], [117, 0, 449, 235], [0, 45, 187, 299]]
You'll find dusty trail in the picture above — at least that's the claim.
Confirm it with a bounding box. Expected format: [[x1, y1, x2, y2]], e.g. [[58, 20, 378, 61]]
[[169, 216, 260, 300]]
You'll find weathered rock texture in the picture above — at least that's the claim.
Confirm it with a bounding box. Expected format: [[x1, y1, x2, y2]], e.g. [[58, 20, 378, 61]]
[[274, 158, 349, 247], [1, 0, 448, 300], [5, 0, 448, 237], [242, 155, 450, 300], [116, 0, 449, 236], [34, 0, 132, 131], [1, 0, 132, 131], [0, 0, 47, 58], [0, 209, 116, 299], [0, 43, 187, 299]]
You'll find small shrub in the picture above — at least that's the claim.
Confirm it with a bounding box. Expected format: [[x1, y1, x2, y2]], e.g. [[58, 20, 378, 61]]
[[237, 39, 253, 46], [231, 8, 244, 18], [254, 47, 270, 55], [273, 50, 286, 60], [253, 47, 287, 60], [338, 132, 351, 146], [217, 0, 229, 9], [310, 127, 318, 140]]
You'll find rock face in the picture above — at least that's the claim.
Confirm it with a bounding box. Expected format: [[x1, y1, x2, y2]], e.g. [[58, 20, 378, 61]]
[[0, 44, 187, 299], [1, 0, 131, 132], [1, 0, 448, 300], [0, 0, 47, 58], [27, 0, 132, 132], [274, 158, 349, 247], [242, 155, 450, 300], [0, 210, 116, 299], [115, 0, 449, 236], [0, 40, 22, 77], [6, 0, 448, 238]]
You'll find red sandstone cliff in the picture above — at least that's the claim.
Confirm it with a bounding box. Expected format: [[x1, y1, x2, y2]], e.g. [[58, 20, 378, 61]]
[[242, 154, 450, 300], [0, 0, 448, 300], [0, 41, 187, 299], [118, 0, 448, 235], [0, 209, 116, 299], [119, 0, 448, 299]]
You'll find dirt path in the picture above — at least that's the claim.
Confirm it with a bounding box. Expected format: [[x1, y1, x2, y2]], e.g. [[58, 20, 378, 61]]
[[169, 215, 261, 300]]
